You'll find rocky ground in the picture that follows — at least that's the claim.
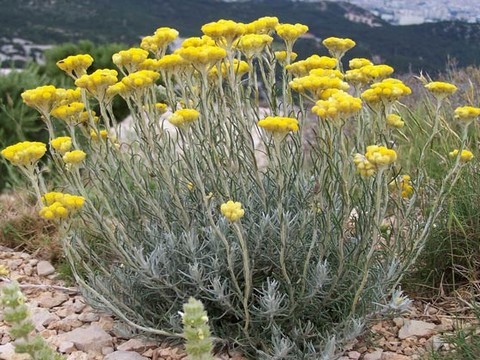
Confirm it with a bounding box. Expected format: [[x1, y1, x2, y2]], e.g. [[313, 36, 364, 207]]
[[0, 246, 472, 360]]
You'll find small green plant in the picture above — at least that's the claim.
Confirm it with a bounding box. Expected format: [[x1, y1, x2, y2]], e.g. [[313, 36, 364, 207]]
[[181, 297, 214, 360], [0, 281, 65, 360]]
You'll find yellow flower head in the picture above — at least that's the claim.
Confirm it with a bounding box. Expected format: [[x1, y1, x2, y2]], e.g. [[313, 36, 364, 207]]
[[361, 78, 411, 106], [201, 19, 246, 47], [425, 81, 457, 100], [40, 191, 85, 220], [274, 51, 298, 66], [353, 153, 376, 177], [289, 74, 349, 98], [389, 175, 414, 198], [209, 59, 250, 80], [156, 53, 190, 74], [90, 129, 109, 141], [275, 23, 309, 44], [386, 114, 405, 129], [155, 102, 168, 114], [322, 37, 356, 59], [234, 34, 273, 58], [245, 16, 279, 34], [0, 264, 9, 276], [258, 116, 299, 139], [112, 48, 149, 73], [63, 150, 86, 165], [349, 58, 373, 70], [177, 45, 227, 74], [75, 69, 118, 100], [21, 85, 65, 115], [56, 54, 94, 79], [220, 200, 245, 222], [1, 141, 47, 167], [51, 102, 85, 124], [121, 70, 160, 95], [365, 145, 397, 167], [168, 108, 200, 127], [449, 149, 474, 163], [311, 90, 362, 120], [181, 36, 216, 48], [454, 106, 480, 125], [50, 136, 72, 154], [140, 27, 179, 57], [285, 55, 337, 77]]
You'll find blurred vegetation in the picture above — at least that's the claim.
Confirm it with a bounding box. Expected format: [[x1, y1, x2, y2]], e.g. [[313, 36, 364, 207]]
[[1, 0, 480, 74]]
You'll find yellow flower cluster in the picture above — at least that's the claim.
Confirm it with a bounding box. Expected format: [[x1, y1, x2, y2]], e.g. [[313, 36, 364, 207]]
[[258, 116, 299, 137], [289, 75, 349, 97], [245, 16, 279, 34], [209, 59, 250, 79], [349, 58, 373, 70], [112, 48, 149, 73], [177, 45, 227, 73], [201, 19, 246, 47], [386, 114, 405, 129], [389, 175, 414, 198], [155, 103, 168, 114], [361, 79, 411, 106], [365, 145, 397, 167], [140, 27, 179, 57], [50, 136, 72, 154], [181, 36, 216, 48], [353, 154, 376, 177], [168, 108, 200, 127], [311, 90, 362, 119], [75, 69, 118, 100], [56, 54, 94, 79], [425, 81, 457, 100], [63, 150, 86, 165], [345, 65, 394, 86], [234, 34, 273, 58], [21, 85, 65, 115], [322, 37, 356, 59], [39, 192, 85, 220], [121, 70, 160, 94], [90, 129, 109, 140], [449, 149, 474, 163], [220, 200, 245, 222], [1, 141, 47, 167], [275, 23, 309, 43], [274, 51, 298, 65], [286, 55, 337, 77], [454, 106, 480, 124], [51, 102, 85, 124], [0, 264, 9, 276], [60, 87, 82, 105]]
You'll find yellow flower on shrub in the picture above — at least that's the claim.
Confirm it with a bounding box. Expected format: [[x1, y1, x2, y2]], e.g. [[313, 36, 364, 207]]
[[389, 175, 414, 198], [359, 64, 394, 82], [425, 81, 457, 100], [209, 59, 250, 80], [220, 200, 245, 222], [449, 149, 474, 163], [454, 106, 480, 125], [155, 103, 168, 114], [275, 23, 309, 44], [274, 51, 297, 65], [245, 16, 279, 34], [201, 19, 246, 47], [56, 54, 94, 79], [39, 191, 85, 220], [289, 74, 349, 98], [156, 54, 189, 73], [140, 27, 179, 57], [361, 78, 411, 106], [1, 141, 47, 167], [21, 85, 65, 115], [258, 116, 299, 139], [234, 34, 273, 58], [365, 145, 397, 167], [121, 70, 160, 94], [286, 55, 337, 77], [90, 129, 109, 141], [51, 102, 85, 124], [177, 46, 227, 74], [386, 114, 405, 129], [50, 136, 72, 154], [181, 36, 216, 48], [322, 37, 356, 59], [168, 109, 200, 128], [349, 58, 373, 70], [353, 154, 376, 177], [75, 69, 118, 100], [311, 90, 362, 120], [112, 48, 149, 73], [63, 150, 86, 165]]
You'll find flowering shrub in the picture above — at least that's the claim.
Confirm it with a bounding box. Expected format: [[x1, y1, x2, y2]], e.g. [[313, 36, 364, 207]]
[[2, 16, 478, 359]]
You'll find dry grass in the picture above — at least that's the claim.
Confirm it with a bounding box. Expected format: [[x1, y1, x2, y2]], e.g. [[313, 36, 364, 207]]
[[0, 191, 61, 261]]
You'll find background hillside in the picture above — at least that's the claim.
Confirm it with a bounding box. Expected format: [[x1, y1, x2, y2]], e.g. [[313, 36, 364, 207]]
[[1, 0, 480, 73]]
